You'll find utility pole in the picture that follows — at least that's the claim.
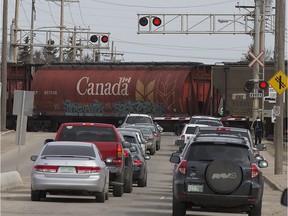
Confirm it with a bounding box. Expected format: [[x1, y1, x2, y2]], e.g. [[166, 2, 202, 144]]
[[30, 0, 36, 64], [12, 0, 20, 63], [274, 0, 285, 175], [1, 0, 8, 131], [59, 0, 64, 62]]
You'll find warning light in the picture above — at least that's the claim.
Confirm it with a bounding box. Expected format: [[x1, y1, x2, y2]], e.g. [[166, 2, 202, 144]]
[[90, 35, 98, 43], [244, 81, 254, 92], [101, 35, 108, 43], [152, 17, 162, 26], [259, 80, 268, 90], [139, 17, 148, 26]]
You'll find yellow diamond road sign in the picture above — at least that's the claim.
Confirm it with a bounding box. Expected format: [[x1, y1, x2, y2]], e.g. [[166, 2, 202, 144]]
[[268, 70, 288, 94]]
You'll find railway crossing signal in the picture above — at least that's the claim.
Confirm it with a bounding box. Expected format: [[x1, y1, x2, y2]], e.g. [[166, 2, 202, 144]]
[[244, 81, 254, 92], [139, 16, 162, 27], [258, 80, 269, 90], [90, 35, 109, 43]]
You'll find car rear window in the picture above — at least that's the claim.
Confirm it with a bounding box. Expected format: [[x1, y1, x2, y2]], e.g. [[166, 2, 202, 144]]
[[42, 145, 96, 157], [185, 126, 198, 134], [186, 144, 249, 162], [123, 135, 137, 143], [58, 126, 117, 142], [194, 120, 223, 126]]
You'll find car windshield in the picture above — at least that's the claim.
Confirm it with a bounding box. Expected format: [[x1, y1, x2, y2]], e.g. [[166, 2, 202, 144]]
[[42, 145, 96, 157], [58, 126, 117, 142], [126, 116, 152, 124]]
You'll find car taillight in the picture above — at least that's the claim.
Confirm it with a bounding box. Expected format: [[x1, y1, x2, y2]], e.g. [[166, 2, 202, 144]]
[[178, 160, 187, 175], [76, 166, 102, 173], [117, 143, 123, 158], [216, 127, 230, 131], [180, 135, 185, 140], [34, 165, 58, 173], [133, 159, 142, 165], [123, 149, 129, 157], [153, 133, 158, 138], [251, 163, 259, 178]]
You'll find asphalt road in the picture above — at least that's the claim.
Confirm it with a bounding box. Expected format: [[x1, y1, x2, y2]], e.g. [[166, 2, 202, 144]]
[[1, 132, 287, 216]]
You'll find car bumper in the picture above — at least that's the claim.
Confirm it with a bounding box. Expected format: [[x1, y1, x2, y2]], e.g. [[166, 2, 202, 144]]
[[174, 182, 262, 209], [132, 166, 144, 180], [31, 172, 105, 192]]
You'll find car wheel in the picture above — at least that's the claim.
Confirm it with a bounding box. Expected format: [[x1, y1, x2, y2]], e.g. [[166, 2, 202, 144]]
[[156, 142, 160, 151], [138, 172, 147, 187], [124, 172, 133, 193], [113, 174, 124, 197], [205, 159, 242, 194], [248, 199, 262, 216], [31, 189, 41, 201], [95, 188, 105, 203], [172, 194, 186, 216], [150, 145, 156, 155]]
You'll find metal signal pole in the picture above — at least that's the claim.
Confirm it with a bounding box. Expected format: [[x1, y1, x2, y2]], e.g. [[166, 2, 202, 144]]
[[274, 0, 285, 175], [1, 0, 8, 131]]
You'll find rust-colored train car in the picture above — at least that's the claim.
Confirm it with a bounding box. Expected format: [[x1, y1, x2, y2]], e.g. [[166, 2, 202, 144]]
[[6, 62, 220, 132]]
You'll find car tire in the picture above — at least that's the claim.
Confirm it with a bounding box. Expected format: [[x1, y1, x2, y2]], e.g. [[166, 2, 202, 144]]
[[113, 174, 124, 197], [150, 145, 156, 155], [138, 172, 147, 187], [205, 159, 242, 194], [172, 194, 186, 216], [124, 172, 133, 193], [96, 188, 105, 203], [248, 199, 262, 216], [31, 189, 41, 201], [156, 142, 160, 151]]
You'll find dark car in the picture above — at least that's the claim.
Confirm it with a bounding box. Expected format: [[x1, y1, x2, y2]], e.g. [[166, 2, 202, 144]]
[[170, 133, 268, 216], [135, 123, 162, 151], [129, 143, 150, 187]]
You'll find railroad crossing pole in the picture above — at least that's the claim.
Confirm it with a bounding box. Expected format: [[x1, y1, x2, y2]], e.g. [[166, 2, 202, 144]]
[[274, 0, 285, 175], [252, 0, 261, 121]]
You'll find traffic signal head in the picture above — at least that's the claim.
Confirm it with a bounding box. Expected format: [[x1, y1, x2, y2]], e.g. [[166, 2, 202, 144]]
[[90, 35, 98, 43], [139, 17, 148, 26], [101, 35, 108, 43], [244, 81, 254, 92], [259, 80, 268, 90], [152, 17, 162, 26]]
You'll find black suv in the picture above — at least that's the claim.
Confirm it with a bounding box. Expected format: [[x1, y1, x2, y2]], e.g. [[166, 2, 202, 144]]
[[170, 133, 268, 216]]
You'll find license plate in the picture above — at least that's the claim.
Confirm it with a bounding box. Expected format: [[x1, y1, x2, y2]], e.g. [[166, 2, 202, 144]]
[[187, 184, 203, 192], [58, 166, 76, 173]]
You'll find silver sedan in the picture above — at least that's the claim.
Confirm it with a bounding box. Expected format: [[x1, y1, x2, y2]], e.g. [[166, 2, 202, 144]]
[[30, 141, 109, 202]]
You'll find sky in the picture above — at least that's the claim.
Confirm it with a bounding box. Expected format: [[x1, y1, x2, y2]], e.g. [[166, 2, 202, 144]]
[[1, 0, 287, 64]]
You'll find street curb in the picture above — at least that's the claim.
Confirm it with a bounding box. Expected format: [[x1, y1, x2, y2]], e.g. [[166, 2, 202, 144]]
[[263, 175, 282, 191], [1, 171, 23, 190]]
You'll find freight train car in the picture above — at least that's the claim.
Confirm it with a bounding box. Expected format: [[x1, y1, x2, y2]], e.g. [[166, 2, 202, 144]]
[[6, 62, 221, 132]]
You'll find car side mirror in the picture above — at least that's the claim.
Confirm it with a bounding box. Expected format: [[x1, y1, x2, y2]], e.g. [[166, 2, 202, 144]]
[[258, 160, 268, 168], [122, 141, 132, 148], [281, 189, 287, 206], [144, 154, 151, 160], [44, 138, 54, 145], [256, 143, 267, 151], [129, 146, 137, 152], [170, 152, 181, 164], [30, 155, 38, 161], [175, 139, 185, 147]]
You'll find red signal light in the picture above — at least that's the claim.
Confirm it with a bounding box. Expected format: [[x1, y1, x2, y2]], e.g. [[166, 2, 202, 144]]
[[259, 81, 268, 90], [139, 17, 148, 26], [101, 35, 108, 43], [90, 35, 98, 43], [152, 17, 162, 26]]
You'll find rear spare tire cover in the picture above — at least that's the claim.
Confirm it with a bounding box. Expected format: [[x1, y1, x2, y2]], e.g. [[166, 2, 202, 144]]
[[205, 159, 242, 194]]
